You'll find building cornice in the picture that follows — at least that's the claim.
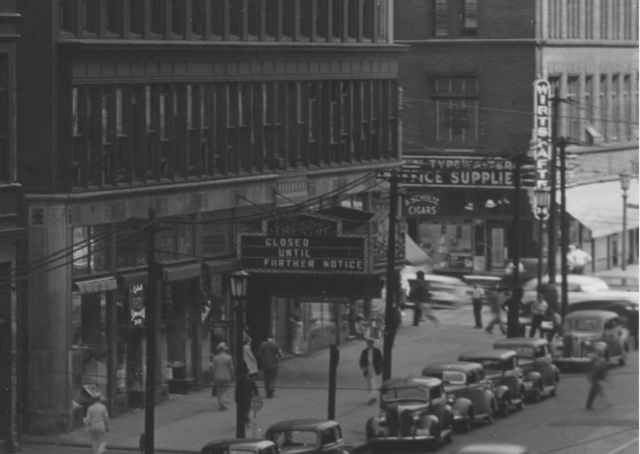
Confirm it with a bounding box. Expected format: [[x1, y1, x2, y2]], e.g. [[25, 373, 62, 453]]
[[396, 38, 637, 48]]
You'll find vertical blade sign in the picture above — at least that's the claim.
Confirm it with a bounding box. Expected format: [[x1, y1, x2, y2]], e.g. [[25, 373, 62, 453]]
[[533, 79, 551, 220]]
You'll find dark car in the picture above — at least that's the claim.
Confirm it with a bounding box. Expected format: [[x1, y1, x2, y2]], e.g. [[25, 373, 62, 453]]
[[366, 377, 453, 451], [266, 419, 348, 454], [457, 350, 527, 417], [201, 439, 279, 454], [421, 362, 496, 432], [493, 338, 559, 402]]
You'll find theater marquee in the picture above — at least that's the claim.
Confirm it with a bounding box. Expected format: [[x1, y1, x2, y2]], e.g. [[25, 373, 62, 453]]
[[238, 213, 369, 274]]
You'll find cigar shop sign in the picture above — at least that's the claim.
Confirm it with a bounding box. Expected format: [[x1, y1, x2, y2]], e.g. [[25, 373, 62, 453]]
[[238, 212, 370, 275], [400, 156, 515, 188]]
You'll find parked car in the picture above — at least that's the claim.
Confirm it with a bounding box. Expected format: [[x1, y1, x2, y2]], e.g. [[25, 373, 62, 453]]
[[567, 299, 639, 321], [201, 439, 278, 454], [366, 377, 453, 451], [521, 275, 639, 315], [455, 444, 529, 454], [402, 269, 471, 306], [421, 362, 496, 432], [266, 420, 348, 454], [457, 350, 527, 417], [493, 338, 559, 402], [553, 310, 630, 368]]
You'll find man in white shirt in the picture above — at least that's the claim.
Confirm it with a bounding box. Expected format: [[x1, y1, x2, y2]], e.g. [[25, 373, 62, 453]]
[[568, 244, 592, 275], [472, 284, 485, 329]]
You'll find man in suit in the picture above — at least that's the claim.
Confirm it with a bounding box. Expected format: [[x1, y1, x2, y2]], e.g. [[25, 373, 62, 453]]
[[258, 335, 282, 398], [359, 338, 383, 405]]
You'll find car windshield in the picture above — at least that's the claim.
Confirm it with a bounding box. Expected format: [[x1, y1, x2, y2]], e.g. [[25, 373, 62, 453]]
[[423, 371, 466, 385], [382, 386, 428, 402], [565, 318, 602, 332], [475, 359, 504, 373], [270, 430, 318, 448]]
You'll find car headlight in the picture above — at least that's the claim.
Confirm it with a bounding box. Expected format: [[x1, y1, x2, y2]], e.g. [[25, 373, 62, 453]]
[[447, 393, 456, 404]]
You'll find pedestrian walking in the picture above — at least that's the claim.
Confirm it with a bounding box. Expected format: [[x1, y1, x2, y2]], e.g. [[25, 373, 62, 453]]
[[211, 342, 235, 411], [568, 244, 592, 275], [585, 347, 608, 410], [410, 272, 427, 325], [83, 393, 109, 454], [359, 337, 383, 405], [235, 361, 259, 428], [546, 308, 563, 343], [258, 335, 281, 398], [485, 285, 506, 335], [626, 305, 638, 351], [289, 304, 303, 354], [529, 293, 548, 338], [471, 284, 485, 328], [243, 331, 259, 379]]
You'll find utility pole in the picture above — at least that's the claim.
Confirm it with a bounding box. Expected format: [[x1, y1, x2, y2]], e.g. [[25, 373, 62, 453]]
[[548, 90, 560, 283], [559, 139, 569, 317], [383, 170, 399, 382], [144, 208, 157, 454], [327, 344, 339, 420], [508, 155, 522, 338]]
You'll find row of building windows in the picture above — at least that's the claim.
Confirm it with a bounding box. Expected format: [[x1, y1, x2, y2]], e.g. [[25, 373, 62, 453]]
[[551, 72, 638, 144], [70, 79, 398, 189], [548, 0, 638, 40], [59, 0, 388, 43]]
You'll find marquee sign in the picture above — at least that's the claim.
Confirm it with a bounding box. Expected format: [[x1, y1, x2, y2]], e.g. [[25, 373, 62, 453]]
[[533, 79, 552, 220], [400, 156, 515, 188], [238, 213, 369, 275]]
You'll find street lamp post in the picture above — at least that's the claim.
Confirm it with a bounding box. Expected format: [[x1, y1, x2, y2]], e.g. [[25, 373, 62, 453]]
[[535, 189, 551, 293], [620, 170, 631, 271], [230, 270, 250, 439]]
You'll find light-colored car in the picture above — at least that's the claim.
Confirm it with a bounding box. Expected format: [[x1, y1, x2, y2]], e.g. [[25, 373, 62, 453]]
[[553, 310, 630, 368], [522, 275, 639, 315], [402, 269, 471, 306], [455, 444, 528, 454]]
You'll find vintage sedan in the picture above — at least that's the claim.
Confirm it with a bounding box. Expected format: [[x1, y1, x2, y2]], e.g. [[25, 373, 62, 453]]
[[457, 350, 526, 417], [421, 362, 496, 432], [366, 377, 453, 451], [493, 338, 559, 402], [201, 439, 278, 454], [553, 310, 630, 368], [266, 420, 348, 454]]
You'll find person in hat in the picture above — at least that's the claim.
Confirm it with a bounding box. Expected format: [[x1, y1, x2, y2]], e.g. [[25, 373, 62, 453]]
[[258, 334, 282, 398], [84, 393, 110, 454], [359, 337, 383, 405], [211, 342, 235, 411], [485, 285, 506, 335]]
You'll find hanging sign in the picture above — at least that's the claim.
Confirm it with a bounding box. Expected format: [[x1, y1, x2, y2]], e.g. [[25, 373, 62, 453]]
[[400, 156, 515, 188], [533, 79, 551, 220]]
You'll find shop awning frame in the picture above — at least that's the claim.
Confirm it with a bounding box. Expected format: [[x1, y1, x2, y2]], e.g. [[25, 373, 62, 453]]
[[73, 276, 118, 294]]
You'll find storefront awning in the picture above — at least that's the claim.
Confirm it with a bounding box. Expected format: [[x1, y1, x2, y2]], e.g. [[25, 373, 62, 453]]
[[163, 262, 202, 282], [563, 179, 639, 238], [117, 271, 148, 287], [204, 258, 240, 274], [74, 276, 118, 294], [405, 234, 431, 266]]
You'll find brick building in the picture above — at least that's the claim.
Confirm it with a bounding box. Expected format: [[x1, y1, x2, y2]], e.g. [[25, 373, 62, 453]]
[[0, 2, 22, 451], [17, 0, 401, 436], [395, 0, 638, 275]]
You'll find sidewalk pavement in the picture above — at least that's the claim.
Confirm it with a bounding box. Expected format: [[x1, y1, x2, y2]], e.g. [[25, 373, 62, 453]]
[[22, 306, 487, 454], [591, 263, 638, 279]]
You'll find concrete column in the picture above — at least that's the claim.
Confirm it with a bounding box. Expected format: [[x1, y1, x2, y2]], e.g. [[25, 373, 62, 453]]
[[27, 203, 73, 435]]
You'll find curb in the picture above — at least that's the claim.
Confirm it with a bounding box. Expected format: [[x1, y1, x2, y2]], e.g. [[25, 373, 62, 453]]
[[23, 437, 198, 454]]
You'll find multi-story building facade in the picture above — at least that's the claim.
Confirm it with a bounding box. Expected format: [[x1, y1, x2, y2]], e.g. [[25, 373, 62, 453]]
[[0, 1, 21, 452], [395, 0, 638, 275], [17, 0, 401, 436]]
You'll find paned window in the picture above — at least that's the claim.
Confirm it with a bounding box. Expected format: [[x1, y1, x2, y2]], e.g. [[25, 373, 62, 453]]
[[60, 0, 75, 33], [611, 74, 620, 141], [600, 75, 609, 141], [82, 0, 100, 34], [151, 0, 165, 35], [106, 0, 122, 35], [462, 0, 478, 36], [430, 77, 479, 145], [567, 76, 580, 140], [192, 0, 205, 36], [130, 0, 144, 35], [623, 74, 631, 140], [172, 0, 186, 36], [585, 76, 594, 125], [72, 225, 112, 275], [432, 0, 448, 37]]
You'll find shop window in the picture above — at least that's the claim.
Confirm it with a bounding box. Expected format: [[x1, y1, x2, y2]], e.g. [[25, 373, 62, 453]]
[[71, 291, 109, 406], [418, 221, 473, 271], [429, 77, 479, 146], [72, 225, 112, 276], [309, 302, 335, 327]]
